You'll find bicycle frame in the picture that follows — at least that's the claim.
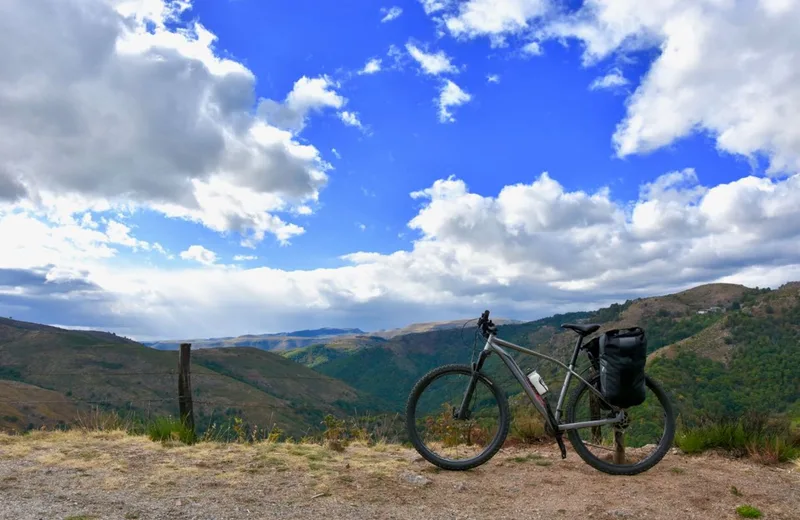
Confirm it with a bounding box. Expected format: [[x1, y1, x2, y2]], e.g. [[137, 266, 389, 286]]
[[457, 332, 624, 433]]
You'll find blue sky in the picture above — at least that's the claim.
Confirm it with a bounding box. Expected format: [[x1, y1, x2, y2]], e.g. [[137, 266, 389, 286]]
[[1, 0, 800, 340], [130, 0, 756, 270]]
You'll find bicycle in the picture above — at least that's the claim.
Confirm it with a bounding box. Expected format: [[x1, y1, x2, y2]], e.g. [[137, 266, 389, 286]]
[[405, 310, 676, 475]]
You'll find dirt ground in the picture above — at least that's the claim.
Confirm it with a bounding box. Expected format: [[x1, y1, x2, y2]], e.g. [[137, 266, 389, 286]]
[[1, 431, 798, 520]]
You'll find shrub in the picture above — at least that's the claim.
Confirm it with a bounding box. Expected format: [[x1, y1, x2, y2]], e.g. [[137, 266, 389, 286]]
[[508, 393, 548, 444], [675, 411, 800, 463], [147, 417, 195, 444]]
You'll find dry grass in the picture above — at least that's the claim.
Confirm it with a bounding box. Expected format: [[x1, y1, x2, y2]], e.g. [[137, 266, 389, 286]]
[[2, 430, 800, 520]]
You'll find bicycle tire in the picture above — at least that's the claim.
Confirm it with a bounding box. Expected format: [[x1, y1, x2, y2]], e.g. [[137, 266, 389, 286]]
[[565, 373, 676, 476], [405, 364, 510, 471]]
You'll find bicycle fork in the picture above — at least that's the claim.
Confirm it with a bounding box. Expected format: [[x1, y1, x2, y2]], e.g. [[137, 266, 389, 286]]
[[454, 349, 489, 420]]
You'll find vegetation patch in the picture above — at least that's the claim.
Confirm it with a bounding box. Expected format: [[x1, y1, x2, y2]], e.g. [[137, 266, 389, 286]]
[[675, 412, 800, 463], [735, 505, 762, 518], [146, 417, 195, 445]]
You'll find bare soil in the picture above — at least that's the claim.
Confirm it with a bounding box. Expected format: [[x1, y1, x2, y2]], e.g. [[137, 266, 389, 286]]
[[1, 431, 798, 520]]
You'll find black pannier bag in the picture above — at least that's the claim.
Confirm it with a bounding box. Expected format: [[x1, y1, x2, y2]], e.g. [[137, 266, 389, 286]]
[[598, 327, 647, 408]]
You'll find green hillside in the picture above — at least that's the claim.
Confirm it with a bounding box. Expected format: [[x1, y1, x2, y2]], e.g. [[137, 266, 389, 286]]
[[0, 318, 379, 436], [309, 283, 799, 428], [282, 335, 389, 367], [2, 281, 797, 439], [646, 283, 800, 425]]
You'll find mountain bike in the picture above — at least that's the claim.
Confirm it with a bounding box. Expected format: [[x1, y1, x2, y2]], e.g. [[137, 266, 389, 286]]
[[405, 310, 676, 475]]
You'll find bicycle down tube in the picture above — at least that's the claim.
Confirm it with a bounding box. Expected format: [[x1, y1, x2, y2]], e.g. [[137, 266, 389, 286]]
[[458, 333, 624, 432]]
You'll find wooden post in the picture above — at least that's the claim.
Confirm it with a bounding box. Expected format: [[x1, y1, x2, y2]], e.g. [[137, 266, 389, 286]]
[[178, 343, 195, 439], [613, 429, 625, 464]]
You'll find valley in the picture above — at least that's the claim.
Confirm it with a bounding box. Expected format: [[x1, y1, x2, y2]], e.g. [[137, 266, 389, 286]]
[[1, 282, 799, 438]]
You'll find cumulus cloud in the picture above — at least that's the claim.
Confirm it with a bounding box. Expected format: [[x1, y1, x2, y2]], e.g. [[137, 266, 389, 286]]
[[8, 166, 800, 340], [440, 0, 550, 39], [0, 0, 338, 248], [338, 111, 364, 129], [7, 0, 800, 341], [359, 58, 382, 75], [521, 41, 543, 56], [419, 2, 800, 174], [258, 75, 346, 133], [438, 80, 472, 123], [380, 6, 403, 23], [487, 74, 500, 83], [544, 0, 800, 173], [406, 43, 459, 75], [233, 254, 258, 262], [180, 245, 218, 266], [419, 0, 453, 15], [589, 68, 628, 91]]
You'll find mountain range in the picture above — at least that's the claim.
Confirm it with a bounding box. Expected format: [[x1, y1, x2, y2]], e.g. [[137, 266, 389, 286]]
[[143, 319, 523, 352], [1, 282, 798, 435]]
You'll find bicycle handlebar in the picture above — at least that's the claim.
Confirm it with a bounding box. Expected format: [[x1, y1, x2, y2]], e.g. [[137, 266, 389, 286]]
[[477, 309, 498, 338]]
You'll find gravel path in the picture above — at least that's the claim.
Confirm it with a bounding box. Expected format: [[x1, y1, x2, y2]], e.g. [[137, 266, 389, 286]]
[[1, 431, 798, 520]]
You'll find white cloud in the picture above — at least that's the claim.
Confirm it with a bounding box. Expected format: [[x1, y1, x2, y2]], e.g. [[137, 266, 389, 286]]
[[419, 0, 453, 15], [438, 80, 472, 123], [420, 1, 800, 174], [381, 6, 403, 23], [521, 41, 542, 56], [180, 245, 218, 266], [104, 220, 152, 252], [487, 74, 500, 83], [543, 0, 800, 174], [338, 111, 364, 129], [233, 254, 258, 261], [359, 58, 382, 75], [589, 68, 628, 91], [442, 0, 550, 39], [7, 0, 800, 340], [331, 148, 342, 159], [0, 0, 338, 247], [406, 43, 459, 76], [5, 168, 800, 339], [258, 75, 346, 133]]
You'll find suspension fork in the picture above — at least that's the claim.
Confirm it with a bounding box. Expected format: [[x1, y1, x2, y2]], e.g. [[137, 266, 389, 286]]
[[455, 349, 490, 420]]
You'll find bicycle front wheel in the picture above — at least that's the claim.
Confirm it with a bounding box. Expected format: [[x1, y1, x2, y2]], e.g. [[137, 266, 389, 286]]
[[405, 364, 509, 471], [565, 373, 676, 476]]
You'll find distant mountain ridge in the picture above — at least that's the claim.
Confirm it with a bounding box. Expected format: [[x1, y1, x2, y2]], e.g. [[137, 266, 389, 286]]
[[143, 327, 366, 351], [142, 319, 521, 352]]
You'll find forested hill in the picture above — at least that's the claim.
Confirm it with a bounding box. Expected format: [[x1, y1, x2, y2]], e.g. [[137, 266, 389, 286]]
[[0, 318, 382, 435], [305, 282, 800, 425]]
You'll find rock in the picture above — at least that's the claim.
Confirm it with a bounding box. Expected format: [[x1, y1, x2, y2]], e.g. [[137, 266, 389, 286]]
[[454, 482, 467, 492], [608, 509, 631, 518], [400, 472, 431, 487]]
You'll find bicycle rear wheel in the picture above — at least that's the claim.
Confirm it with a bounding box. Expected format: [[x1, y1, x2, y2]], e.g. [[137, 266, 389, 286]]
[[405, 364, 509, 471], [565, 373, 675, 475]]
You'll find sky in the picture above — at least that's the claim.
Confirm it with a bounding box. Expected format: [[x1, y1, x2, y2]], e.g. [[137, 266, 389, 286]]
[[2, 0, 800, 341]]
